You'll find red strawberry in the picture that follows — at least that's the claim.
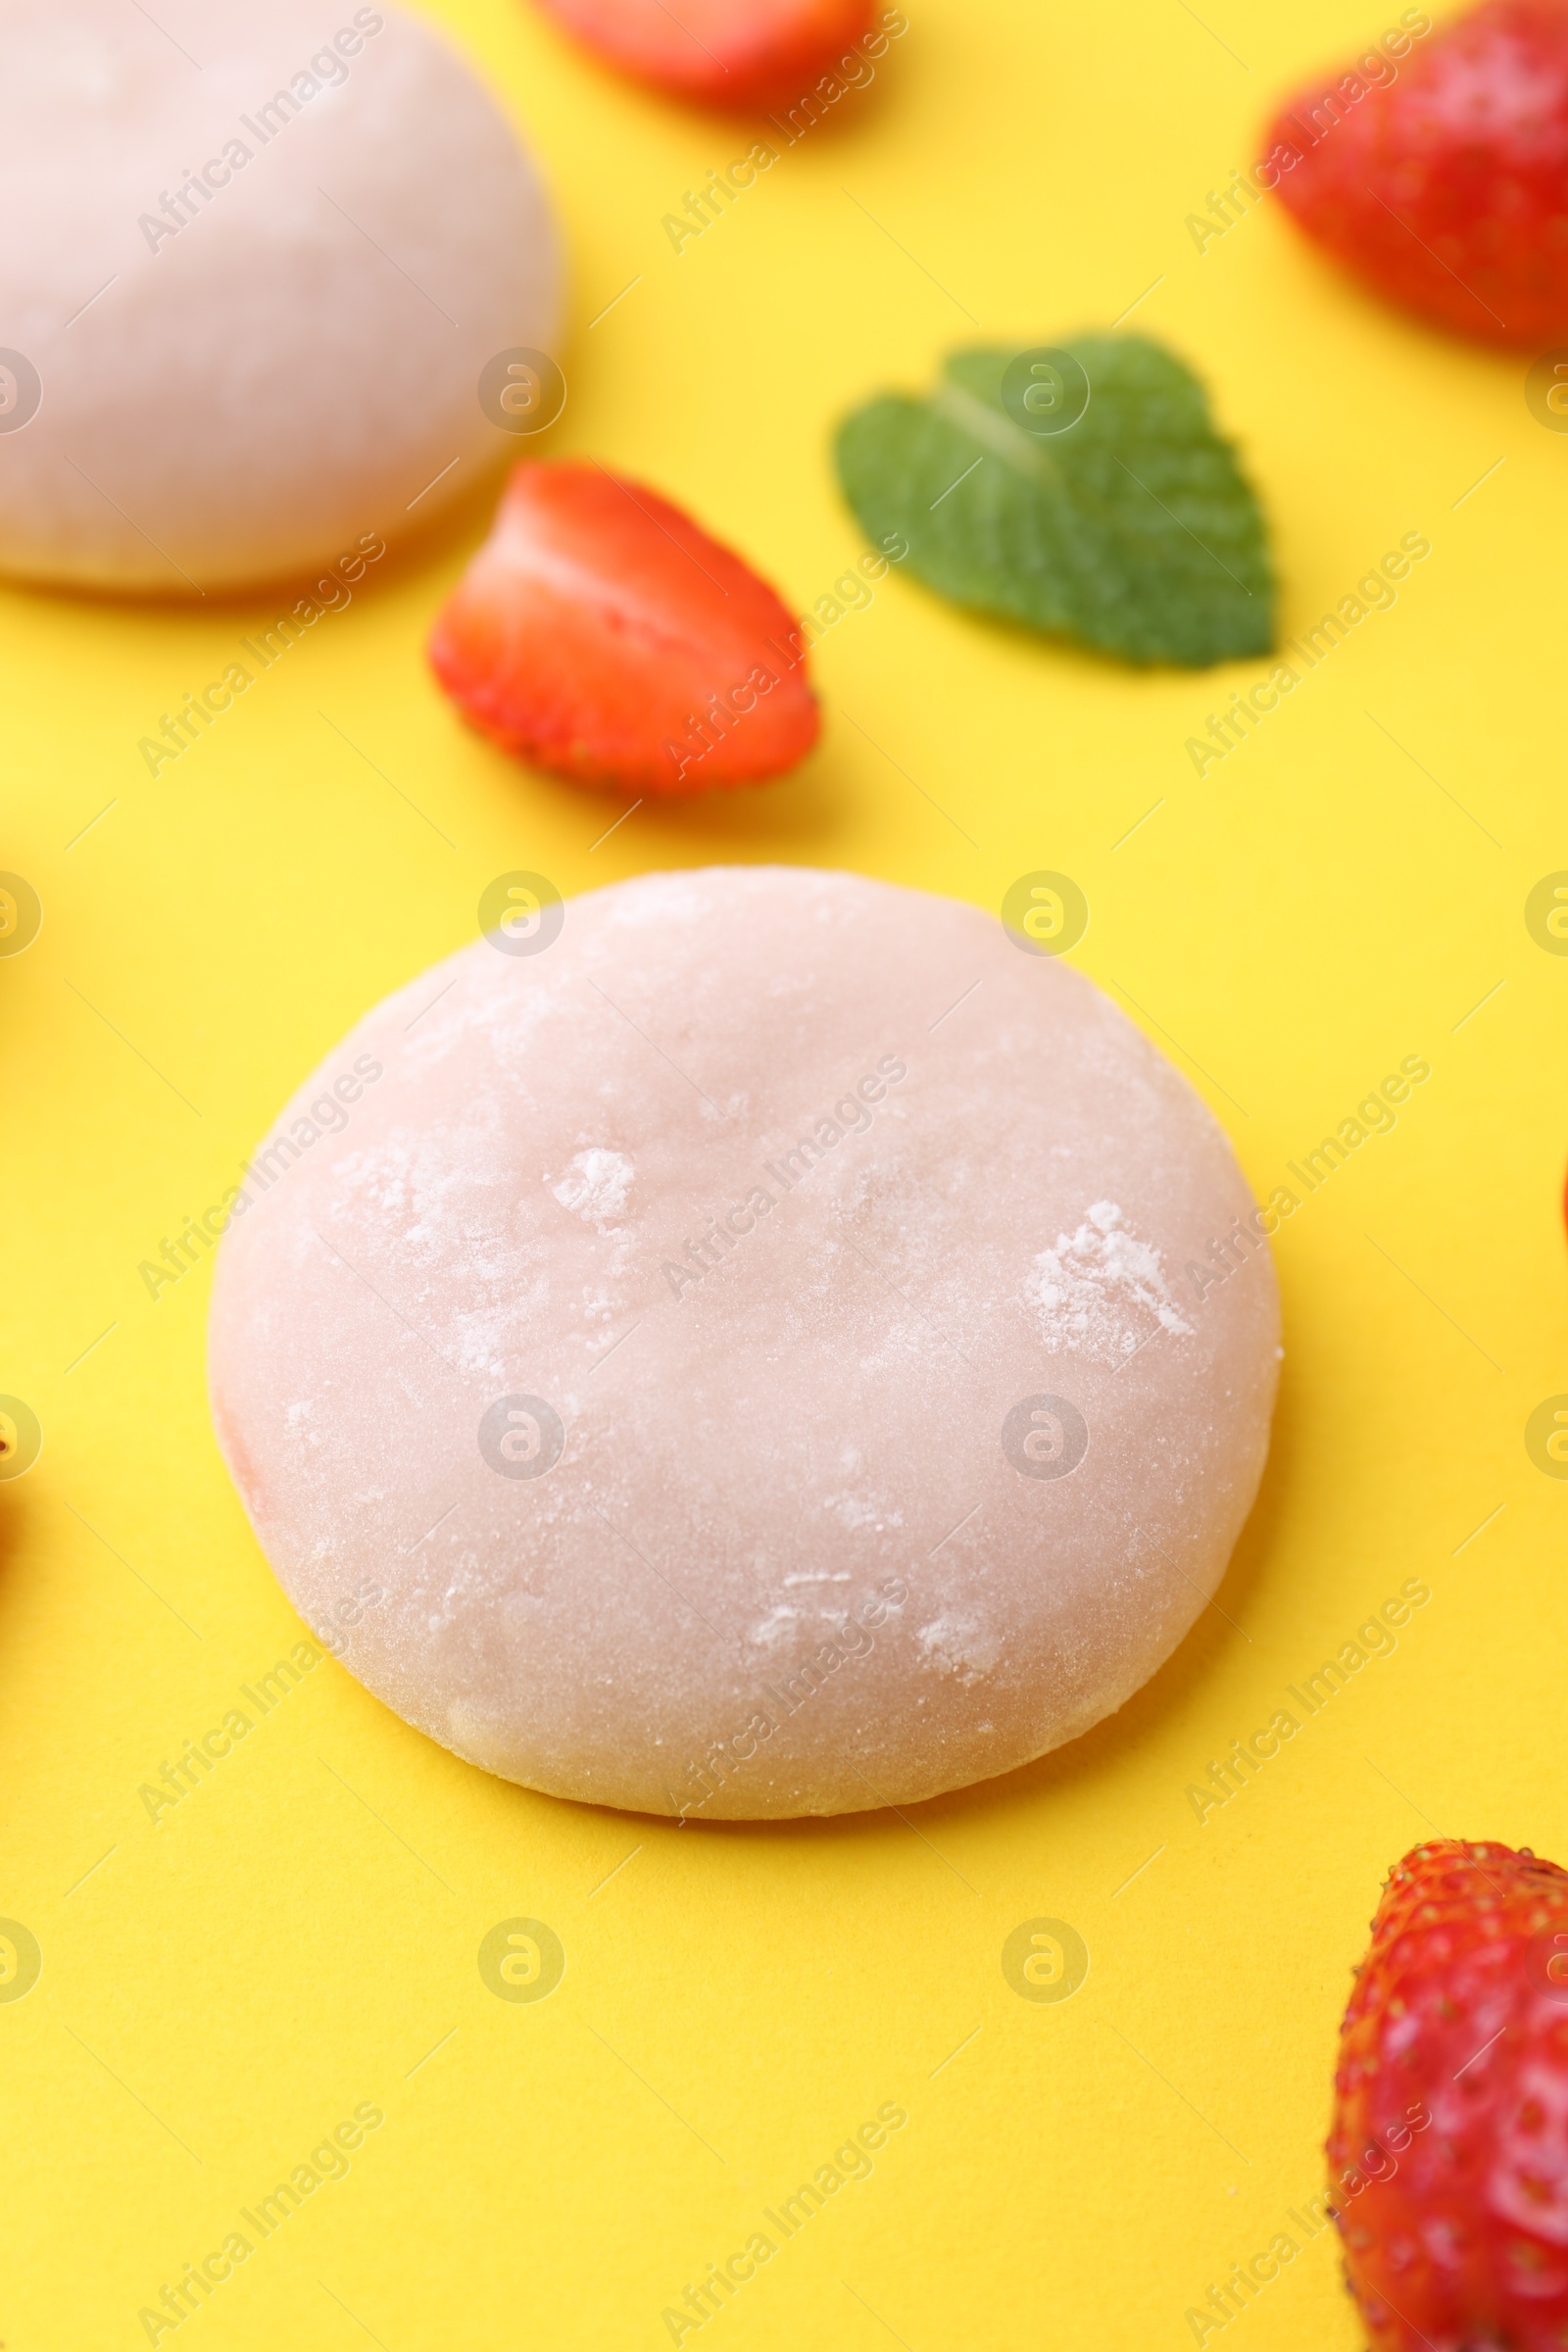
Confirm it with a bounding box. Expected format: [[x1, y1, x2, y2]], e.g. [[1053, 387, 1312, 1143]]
[[1262, 2, 1568, 342], [1330, 1838, 1568, 2350], [527, 0, 879, 111], [428, 462, 818, 795]]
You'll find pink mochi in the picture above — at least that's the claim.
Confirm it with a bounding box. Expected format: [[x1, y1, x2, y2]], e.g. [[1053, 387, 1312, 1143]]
[[208, 867, 1279, 1819], [0, 0, 560, 591]]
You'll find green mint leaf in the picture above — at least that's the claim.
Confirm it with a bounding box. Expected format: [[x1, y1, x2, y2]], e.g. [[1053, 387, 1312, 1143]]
[[835, 336, 1275, 668]]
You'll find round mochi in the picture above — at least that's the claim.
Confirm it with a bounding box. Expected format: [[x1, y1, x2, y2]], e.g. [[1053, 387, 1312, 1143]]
[[0, 0, 560, 593], [208, 868, 1280, 1818]]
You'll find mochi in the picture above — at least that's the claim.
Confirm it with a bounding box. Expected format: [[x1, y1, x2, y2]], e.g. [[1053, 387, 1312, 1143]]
[[208, 867, 1280, 1818], [0, 0, 561, 591]]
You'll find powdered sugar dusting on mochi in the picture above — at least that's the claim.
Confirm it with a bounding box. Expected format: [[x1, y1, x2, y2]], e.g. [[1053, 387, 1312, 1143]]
[[1027, 1200, 1194, 1363], [550, 1149, 634, 1230], [750, 1604, 802, 1648], [917, 1613, 1002, 1685], [208, 865, 1279, 1821]]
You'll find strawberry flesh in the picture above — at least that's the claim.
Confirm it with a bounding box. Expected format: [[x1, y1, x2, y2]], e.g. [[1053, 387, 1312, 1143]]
[[1331, 1838, 1568, 2349], [1263, 1, 1568, 342], [428, 462, 819, 795]]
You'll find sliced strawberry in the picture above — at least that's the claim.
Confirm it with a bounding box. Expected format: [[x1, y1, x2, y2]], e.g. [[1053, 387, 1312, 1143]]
[[428, 462, 819, 795], [1262, 1, 1568, 343], [528, 0, 879, 111]]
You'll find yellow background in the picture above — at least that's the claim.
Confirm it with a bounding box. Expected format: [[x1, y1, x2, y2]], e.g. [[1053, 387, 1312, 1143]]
[[4, 0, 1564, 2344]]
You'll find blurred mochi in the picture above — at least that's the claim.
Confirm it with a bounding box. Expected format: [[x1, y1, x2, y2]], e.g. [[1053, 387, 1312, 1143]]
[[0, 0, 561, 591], [208, 868, 1280, 1818]]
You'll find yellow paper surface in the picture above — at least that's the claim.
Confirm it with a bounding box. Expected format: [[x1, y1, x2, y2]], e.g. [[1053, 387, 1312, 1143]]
[[4, 1, 1564, 2345]]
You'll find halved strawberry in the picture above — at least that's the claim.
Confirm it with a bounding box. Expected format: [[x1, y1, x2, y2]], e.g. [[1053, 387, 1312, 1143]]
[[1262, 1, 1568, 343], [527, 0, 879, 112], [428, 462, 819, 795]]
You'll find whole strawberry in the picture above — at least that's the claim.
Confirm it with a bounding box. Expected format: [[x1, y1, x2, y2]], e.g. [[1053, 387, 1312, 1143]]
[[1331, 1839, 1568, 2350], [1263, 2, 1568, 342]]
